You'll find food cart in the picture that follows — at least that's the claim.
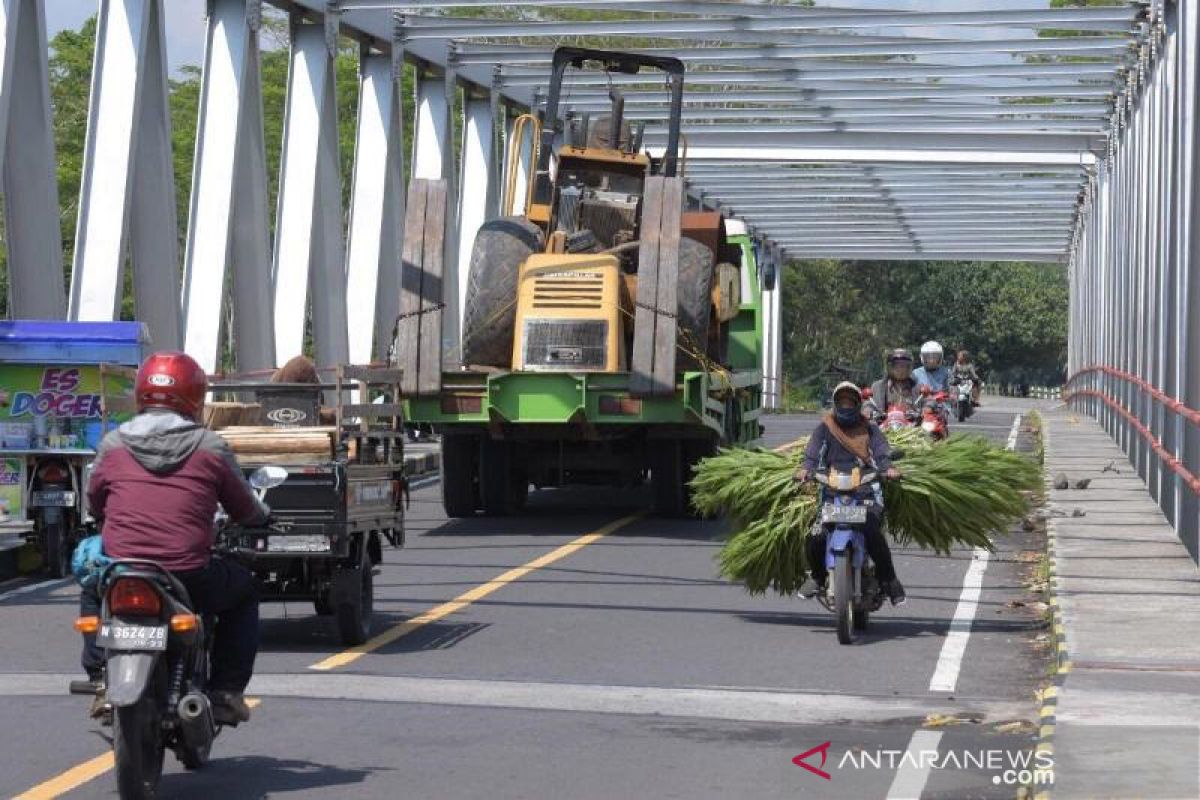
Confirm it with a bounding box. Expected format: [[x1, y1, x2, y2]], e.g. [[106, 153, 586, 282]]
[[0, 321, 148, 576]]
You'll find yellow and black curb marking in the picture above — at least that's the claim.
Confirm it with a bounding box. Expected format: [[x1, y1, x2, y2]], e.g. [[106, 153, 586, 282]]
[[1020, 424, 1070, 800]]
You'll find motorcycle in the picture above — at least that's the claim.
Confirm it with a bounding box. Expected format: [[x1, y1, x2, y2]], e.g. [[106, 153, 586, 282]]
[[917, 387, 950, 441], [861, 389, 918, 432], [69, 465, 287, 800], [952, 378, 975, 422], [812, 467, 886, 644]]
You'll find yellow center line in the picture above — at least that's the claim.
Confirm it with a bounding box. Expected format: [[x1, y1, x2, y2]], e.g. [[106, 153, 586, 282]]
[[13, 700, 263, 799], [309, 513, 643, 671]]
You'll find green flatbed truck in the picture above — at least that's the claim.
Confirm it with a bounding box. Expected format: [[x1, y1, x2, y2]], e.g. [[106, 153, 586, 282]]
[[408, 229, 766, 518]]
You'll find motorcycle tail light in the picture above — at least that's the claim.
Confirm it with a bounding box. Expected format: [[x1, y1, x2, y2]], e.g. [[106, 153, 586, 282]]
[[37, 462, 69, 484], [74, 616, 100, 633], [108, 578, 162, 617]]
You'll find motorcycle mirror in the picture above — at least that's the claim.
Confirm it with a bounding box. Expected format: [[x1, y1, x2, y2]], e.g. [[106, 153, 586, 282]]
[[250, 465, 288, 491]]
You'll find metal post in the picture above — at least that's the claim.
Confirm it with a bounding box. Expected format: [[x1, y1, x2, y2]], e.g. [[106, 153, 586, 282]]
[[271, 19, 348, 368], [345, 48, 406, 364], [1178, 0, 1200, 557], [69, 0, 182, 349], [181, 0, 274, 373], [0, 0, 64, 319], [457, 92, 496, 335]]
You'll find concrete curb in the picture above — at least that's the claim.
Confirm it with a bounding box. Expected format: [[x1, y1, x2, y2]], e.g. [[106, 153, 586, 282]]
[[404, 449, 440, 478]]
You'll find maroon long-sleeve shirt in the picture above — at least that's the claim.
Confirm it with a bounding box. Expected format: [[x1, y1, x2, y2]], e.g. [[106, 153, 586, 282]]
[[87, 410, 268, 572]]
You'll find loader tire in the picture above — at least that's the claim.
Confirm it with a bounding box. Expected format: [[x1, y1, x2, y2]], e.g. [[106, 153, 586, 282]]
[[676, 237, 715, 371], [461, 216, 545, 367]]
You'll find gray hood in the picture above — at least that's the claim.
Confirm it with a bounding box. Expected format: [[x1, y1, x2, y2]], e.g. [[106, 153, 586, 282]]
[[117, 411, 206, 474]]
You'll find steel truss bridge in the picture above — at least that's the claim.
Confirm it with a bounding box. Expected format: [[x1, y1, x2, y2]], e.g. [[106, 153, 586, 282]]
[[0, 0, 1198, 554]]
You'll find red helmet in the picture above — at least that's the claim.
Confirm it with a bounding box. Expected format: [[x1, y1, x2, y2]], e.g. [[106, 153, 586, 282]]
[[134, 352, 207, 420]]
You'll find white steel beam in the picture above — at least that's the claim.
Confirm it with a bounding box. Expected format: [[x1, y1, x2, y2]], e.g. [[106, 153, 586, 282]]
[[0, 0, 63, 318], [457, 93, 496, 335], [272, 20, 347, 368], [182, 0, 274, 373], [346, 49, 405, 364], [70, 0, 182, 348], [672, 146, 1097, 167]]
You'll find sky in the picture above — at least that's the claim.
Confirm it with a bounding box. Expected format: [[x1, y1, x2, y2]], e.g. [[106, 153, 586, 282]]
[[46, 0, 209, 75]]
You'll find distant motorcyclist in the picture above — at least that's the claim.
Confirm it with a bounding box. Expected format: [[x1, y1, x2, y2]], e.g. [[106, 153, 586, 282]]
[[951, 350, 983, 406], [868, 348, 918, 420], [79, 352, 269, 724], [795, 382, 906, 606], [913, 340, 952, 394]]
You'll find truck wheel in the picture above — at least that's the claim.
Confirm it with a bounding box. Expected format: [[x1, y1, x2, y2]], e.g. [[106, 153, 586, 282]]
[[461, 216, 545, 367], [650, 440, 686, 517], [441, 435, 480, 518], [481, 439, 526, 516], [335, 547, 373, 646], [676, 237, 715, 371], [683, 439, 717, 519]]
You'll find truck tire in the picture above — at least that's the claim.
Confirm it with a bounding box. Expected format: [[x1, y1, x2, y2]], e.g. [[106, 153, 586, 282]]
[[441, 435, 481, 518], [461, 216, 545, 367], [650, 440, 686, 517], [676, 237, 715, 371], [683, 438, 718, 519], [335, 546, 373, 646], [480, 439, 528, 517]]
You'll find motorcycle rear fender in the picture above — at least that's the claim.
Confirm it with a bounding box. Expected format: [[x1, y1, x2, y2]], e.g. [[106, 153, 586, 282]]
[[106, 652, 160, 707]]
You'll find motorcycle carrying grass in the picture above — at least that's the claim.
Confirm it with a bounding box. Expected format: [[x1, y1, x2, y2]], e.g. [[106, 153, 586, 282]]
[[691, 430, 1040, 595]]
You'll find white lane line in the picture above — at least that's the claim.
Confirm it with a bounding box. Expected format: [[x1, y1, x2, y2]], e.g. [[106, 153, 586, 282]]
[[928, 549, 990, 692], [927, 413, 1020, 694], [1006, 413, 1023, 451], [885, 730, 944, 800], [0, 673, 1029, 725], [0, 577, 70, 603]]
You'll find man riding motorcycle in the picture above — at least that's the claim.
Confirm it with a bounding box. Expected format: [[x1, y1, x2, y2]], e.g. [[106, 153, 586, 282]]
[[795, 382, 906, 606], [79, 352, 269, 724], [868, 348, 918, 421], [952, 350, 983, 406], [913, 340, 952, 393]]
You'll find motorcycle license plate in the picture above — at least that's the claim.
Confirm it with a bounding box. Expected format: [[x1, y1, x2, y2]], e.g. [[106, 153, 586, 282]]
[[29, 490, 76, 507], [97, 621, 167, 651], [821, 504, 868, 525]]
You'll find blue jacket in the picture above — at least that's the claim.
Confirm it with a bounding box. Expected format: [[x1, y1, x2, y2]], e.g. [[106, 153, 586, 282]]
[[913, 365, 951, 393]]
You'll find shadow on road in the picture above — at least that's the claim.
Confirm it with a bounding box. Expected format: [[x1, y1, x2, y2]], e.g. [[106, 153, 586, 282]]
[[157, 756, 374, 798]]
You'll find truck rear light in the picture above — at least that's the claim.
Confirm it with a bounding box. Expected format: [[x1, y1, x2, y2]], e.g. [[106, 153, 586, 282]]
[[441, 394, 483, 414], [599, 396, 642, 416], [108, 578, 162, 617]]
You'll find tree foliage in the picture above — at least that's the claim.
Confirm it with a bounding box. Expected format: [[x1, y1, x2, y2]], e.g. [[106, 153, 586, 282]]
[[780, 259, 1069, 388]]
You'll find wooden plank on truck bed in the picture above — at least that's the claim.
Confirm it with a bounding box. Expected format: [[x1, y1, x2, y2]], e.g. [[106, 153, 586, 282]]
[[418, 181, 447, 396], [651, 177, 683, 394], [398, 180, 429, 396], [396, 178, 447, 397], [630, 176, 664, 396], [339, 365, 404, 384]]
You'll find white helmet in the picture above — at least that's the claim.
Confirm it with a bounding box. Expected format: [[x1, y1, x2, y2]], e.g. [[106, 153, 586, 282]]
[[920, 340, 944, 369]]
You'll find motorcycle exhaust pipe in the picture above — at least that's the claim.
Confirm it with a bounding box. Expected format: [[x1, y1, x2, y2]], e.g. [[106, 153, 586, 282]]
[[177, 692, 215, 751]]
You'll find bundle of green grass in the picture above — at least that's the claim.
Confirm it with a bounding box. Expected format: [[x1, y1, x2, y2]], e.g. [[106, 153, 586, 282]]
[[691, 430, 1039, 595]]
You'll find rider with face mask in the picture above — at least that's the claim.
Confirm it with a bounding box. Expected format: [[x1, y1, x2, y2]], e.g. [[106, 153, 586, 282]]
[[869, 348, 918, 419], [913, 340, 952, 393], [795, 382, 906, 605]]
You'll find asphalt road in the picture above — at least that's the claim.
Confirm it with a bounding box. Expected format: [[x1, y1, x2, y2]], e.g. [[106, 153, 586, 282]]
[[0, 399, 1049, 799]]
